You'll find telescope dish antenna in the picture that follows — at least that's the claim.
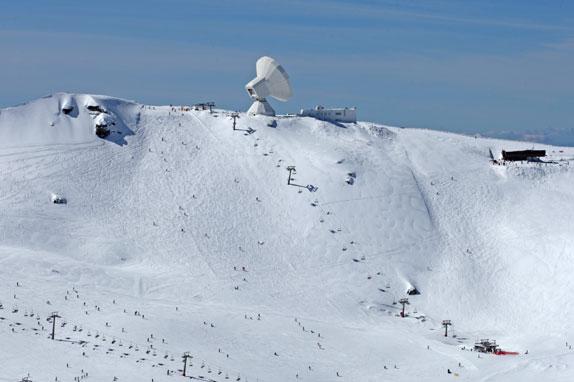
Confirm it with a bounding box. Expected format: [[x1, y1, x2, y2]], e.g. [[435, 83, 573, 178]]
[[245, 56, 293, 116]]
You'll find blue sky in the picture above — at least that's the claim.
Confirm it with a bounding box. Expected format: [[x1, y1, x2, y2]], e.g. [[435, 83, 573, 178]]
[[1, 0, 573, 138]]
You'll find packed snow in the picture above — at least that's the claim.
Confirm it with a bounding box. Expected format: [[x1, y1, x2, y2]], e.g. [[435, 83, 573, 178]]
[[1, 93, 573, 381]]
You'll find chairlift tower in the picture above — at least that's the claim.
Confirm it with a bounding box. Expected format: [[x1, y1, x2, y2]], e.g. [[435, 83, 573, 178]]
[[398, 298, 409, 317], [230, 112, 240, 131], [48, 311, 61, 340], [286, 166, 296, 185], [442, 320, 452, 337], [182, 352, 192, 377]]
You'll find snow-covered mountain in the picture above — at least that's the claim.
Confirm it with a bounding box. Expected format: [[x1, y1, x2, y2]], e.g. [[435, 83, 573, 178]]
[[1, 93, 573, 382]]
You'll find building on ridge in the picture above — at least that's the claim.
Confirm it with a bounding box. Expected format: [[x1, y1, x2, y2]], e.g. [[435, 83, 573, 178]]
[[299, 105, 357, 123]]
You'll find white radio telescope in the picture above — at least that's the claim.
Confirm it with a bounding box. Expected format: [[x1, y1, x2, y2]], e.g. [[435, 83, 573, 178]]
[[245, 56, 293, 116]]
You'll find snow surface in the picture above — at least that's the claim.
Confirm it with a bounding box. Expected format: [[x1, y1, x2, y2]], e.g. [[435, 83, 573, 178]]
[[1, 93, 573, 381]]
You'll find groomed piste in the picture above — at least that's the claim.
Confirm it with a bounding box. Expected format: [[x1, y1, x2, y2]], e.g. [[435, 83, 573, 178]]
[[1, 93, 574, 381]]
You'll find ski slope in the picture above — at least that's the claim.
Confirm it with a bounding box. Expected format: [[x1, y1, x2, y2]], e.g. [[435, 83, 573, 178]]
[[0, 93, 573, 381]]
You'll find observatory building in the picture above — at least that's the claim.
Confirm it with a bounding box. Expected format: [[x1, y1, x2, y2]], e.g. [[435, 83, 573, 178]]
[[245, 56, 293, 116], [299, 105, 357, 123]]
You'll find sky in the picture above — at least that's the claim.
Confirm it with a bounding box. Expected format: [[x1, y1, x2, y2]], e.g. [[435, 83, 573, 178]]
[[0, 0, 573, 141]]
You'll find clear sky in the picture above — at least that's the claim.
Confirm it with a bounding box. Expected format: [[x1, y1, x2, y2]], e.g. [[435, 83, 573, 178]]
[[1, 0, 573, 138]]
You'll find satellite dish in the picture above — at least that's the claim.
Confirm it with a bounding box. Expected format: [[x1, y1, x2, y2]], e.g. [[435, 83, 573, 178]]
[[245, 56, 293, 116]]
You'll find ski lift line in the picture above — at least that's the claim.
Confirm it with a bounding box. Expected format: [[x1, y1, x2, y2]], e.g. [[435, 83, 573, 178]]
[[146, 113, 424, 341], [0, 313, 59, 344], [80, 323, 256, 380], [1, 311, 257, 382], [193, 106, 312, 204], [4, 291, 384, 363], [0, 304, 207, 372]]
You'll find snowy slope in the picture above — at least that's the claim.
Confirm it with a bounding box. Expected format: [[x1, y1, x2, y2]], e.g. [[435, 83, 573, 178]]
[[1, 93, 573, 382]]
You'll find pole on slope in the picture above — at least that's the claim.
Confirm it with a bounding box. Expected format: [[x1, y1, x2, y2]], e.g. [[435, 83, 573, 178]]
[[182, 352, 192, 377], [286, 166, 296, 185], [49, 311, 61, 340], [231, 112, 240, 131], [398, 298, 409, 318], [442, 320, 452, 337]]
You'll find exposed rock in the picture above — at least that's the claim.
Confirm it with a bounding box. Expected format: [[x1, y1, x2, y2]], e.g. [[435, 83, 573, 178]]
[[407, 287, 420, 295]]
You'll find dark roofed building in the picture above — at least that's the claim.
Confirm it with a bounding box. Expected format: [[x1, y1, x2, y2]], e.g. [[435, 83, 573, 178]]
[[501, 150, 546, 161]]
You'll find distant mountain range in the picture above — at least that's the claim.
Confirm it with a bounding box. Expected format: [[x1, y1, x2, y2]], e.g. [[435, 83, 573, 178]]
[[482, 127, 574, 147]]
